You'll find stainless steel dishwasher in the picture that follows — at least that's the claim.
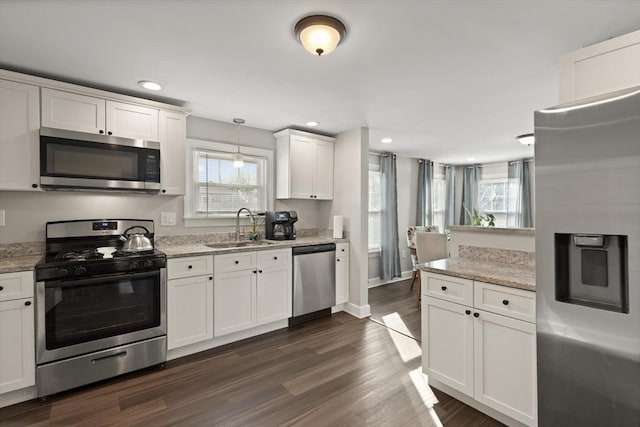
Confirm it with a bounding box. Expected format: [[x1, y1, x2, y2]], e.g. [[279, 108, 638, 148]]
[[291, 243, 336, 324]]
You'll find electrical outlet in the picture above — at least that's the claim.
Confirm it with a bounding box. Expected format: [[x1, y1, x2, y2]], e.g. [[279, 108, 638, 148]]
[[161, 212, 176, 226], [0, 210, 4, 226], [401, 249, 406, 259]]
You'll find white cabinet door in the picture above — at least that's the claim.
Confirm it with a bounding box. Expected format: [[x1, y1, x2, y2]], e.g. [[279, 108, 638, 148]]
[[256, 265, 291, 325], [473, 309, 537, 426], [41, 88, 105, 134], [0, 298, 35, 393], [335, 254, 349, 305], [560, 29, 640, 103], [158, 110, 186, 195], [312, 140, 334, 199], [288, 136, 315, 199], [0, 80, 41, 191], [214, 269, 256, 336], [106, 101, 159, 141], [167, 275, 213, 350], [422, 296, 474, 397]]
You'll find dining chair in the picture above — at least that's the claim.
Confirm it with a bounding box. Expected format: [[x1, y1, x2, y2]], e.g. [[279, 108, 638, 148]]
[[414, 232, 448, 306], [407, 226, 439, 292]]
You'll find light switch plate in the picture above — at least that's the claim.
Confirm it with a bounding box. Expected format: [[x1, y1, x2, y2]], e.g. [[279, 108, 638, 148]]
[[161, 212, 176, 226], [0, 210, 4, 226]]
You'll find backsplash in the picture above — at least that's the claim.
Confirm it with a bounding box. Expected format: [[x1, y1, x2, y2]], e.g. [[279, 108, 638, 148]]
[[458, 244, 535, 269], [0, 242, 45, 258], [1, 228, 343, 258]]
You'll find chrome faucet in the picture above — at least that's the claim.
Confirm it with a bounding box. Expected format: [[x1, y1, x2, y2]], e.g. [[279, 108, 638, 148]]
[[236, 208, 255, 241]]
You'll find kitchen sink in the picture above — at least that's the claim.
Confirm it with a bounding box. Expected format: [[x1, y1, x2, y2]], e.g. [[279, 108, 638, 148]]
[[205, 240, 277, 249]]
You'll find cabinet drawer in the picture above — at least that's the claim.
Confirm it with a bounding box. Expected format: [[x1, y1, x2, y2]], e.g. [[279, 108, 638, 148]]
[[214, 251, 256, 273], [256, 249, 290, 269], [167, 255, 213, 280], [336, 243, 349, 258], [423, 273, 473, 306], [474, 281, 536, 323], [0, 271, 34, 301]]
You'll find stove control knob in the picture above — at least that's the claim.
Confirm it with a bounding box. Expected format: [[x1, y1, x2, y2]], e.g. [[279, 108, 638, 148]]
[[129, 261, 139, 270], [74, 266, 87, 276], [143, 260, 154, 268], [56, 268, 69, 278]]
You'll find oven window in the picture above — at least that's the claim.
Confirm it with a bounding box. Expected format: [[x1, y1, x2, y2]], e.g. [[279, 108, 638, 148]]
[[44, 272, 161, 350], [45, 141, 139, 180]]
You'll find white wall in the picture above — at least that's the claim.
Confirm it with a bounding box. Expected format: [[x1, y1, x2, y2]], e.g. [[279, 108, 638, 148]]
[[330, 127, 370, 318], [0, 116, 324, 244]]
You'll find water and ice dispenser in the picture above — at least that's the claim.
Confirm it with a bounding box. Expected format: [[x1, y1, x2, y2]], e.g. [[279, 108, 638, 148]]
[[555, 233, 628, 313]]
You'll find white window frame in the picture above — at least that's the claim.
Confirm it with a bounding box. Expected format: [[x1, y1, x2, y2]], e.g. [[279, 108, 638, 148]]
[[478, 163, 508, 227], [184, 138, 274, 227], [368, 156, 382, 252], [432, 163, 446, 231]]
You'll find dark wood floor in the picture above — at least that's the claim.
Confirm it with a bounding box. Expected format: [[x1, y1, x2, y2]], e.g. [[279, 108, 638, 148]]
[[1, 283, 504, 427], [368, 279, 505, 427]]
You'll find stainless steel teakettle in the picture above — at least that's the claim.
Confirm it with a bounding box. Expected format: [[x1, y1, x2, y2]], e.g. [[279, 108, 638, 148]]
[[119, 226, 153, 252]]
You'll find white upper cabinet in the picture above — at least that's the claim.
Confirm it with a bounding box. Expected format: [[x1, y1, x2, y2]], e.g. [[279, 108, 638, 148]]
[[158, 110, 186, 195], [41, 88, 159, 141], [560, 29, 640, 103], [41, 88, 105, 134], [274, 129, 335, 200], [0, 79, 41, 191], [106, 101, 159, 141]]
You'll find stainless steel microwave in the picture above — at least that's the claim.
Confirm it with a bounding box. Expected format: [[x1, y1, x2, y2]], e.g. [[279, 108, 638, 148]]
[[40, 127, 161, 192]]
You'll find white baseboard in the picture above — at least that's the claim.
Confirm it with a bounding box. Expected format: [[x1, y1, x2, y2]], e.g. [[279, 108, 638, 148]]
[[343, 302, 371, 318], [0, 386, 36, 408], [368, 269, 414, 288]]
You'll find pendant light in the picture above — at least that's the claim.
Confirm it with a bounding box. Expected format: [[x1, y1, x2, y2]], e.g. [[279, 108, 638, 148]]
[[233, 118, 245, 168]]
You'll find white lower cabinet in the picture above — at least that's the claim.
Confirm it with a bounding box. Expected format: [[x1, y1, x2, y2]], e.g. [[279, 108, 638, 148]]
[[167, 255, 214, 350], [422, 272, 537, 427], [214, 269, 256, 336], [0, 271, 35, 395], [167, 275, 213, 350], [335, 243, 349, 305], [214, 249, 291, 337], [473, 309, 537, 424]]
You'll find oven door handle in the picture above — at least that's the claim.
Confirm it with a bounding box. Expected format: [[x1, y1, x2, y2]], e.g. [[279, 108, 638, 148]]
[[41, 270, 161, 288]]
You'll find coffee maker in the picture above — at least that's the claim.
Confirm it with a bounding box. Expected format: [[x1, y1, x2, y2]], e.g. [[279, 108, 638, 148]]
[[265, 211, 297, 240]]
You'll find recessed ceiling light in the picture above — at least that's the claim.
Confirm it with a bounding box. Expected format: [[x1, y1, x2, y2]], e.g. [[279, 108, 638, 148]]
[[467, 157, 476, 161], [381, 138, 392, 144], [138, 80, 162, 91], [306, 121, 319, 127]]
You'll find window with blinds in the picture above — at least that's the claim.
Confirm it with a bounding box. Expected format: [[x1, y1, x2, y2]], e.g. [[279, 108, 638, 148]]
[[193, 150, 266, 215]]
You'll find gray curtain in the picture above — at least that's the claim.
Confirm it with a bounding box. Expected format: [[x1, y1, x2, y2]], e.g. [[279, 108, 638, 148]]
[[416, 159, 434, 226], [381, 153, 401, 281], [444, 165, 456, 227], [460, 165, 480, 225], [507, 159, 534, 227]]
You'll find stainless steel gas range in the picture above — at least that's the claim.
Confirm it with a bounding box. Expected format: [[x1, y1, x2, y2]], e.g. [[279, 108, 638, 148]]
[[34, 219, 167, 397]]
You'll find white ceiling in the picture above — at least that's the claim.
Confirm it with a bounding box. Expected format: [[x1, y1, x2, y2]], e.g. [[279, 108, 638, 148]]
[[1, 0, 639, 164]]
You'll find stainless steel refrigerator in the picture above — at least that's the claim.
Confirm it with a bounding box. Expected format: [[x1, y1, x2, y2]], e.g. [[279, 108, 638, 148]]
[[535, 86, 640, 426]]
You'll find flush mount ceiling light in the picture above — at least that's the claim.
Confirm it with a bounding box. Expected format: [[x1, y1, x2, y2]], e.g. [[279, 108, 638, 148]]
[[381, 138, 393, 144], [233, 118, 245, 168], [306, 121, 319, 127], [295, 15, 347, 56], [517, 133, 535, 146], [138, 80, 162, 91]]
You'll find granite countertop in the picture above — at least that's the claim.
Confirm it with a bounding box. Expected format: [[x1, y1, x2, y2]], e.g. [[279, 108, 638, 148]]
[[420, 257, 535, 291], [158, 236, 347, 258], [0, 255, 42, 274], [448, 225, 535, 236]]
